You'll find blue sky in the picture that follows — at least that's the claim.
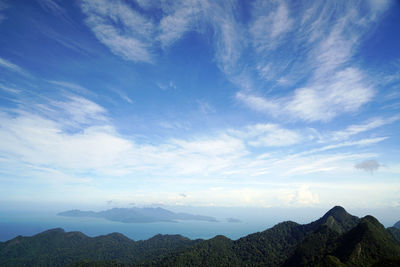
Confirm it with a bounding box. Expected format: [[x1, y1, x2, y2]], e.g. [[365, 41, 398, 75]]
[[0, 0, 399, 210]]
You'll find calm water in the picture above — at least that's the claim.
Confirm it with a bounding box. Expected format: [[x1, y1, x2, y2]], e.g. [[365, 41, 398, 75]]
[[0, 211, 273, 242], [1, 206, 396, 242]]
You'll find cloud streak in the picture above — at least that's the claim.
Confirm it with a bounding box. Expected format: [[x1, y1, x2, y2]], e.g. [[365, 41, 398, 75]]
[[0, 57, 30, 77]]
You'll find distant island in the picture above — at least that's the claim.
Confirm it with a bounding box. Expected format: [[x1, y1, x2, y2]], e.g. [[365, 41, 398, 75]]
[[58, 207, 218, 223]]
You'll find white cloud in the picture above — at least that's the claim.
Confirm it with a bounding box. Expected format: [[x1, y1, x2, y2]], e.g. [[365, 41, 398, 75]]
[[280, 185, 320, 206], [236, 92, 279, 113], [311, 20, 355, 77], [81, 0, 154, 62], [0, 84, 21, 94], [270, 3, 293, 38], [113, 89, 133, 104], [0, 92, 394, 207], [0, 112, 130, 171], [228, 1, 389, 125], [49, 80, 93, 95], [331, 116, 400, 141], [367, 0, 392, 20], [210, 1, 243, 75], [158, 0, 206, 48], [0, 57, 30, 77], [172, 134, 245, 157], [231, 124, 302, 147], [289, 68, 374, 121], [3, 93, 384, 183], [237, 68, 374, 122], [310, 137, 387, 154], [250, 1, 293, 52], [49, 95, 108, 125]]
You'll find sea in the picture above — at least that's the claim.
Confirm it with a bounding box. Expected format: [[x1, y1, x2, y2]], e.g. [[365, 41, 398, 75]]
[[0, 210, 273, 242], [1, 206, 398, 242]]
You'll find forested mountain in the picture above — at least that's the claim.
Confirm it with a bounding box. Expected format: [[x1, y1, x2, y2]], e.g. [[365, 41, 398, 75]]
[[1, 206, 400, 267], [0, 229, 200, 266]]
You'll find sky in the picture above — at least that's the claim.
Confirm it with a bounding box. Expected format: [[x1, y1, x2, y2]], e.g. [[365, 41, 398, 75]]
[[0, 0, 399, 210]]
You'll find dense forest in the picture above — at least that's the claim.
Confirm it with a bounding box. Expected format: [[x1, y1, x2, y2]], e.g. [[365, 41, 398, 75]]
[[1, 206, 400, 267]]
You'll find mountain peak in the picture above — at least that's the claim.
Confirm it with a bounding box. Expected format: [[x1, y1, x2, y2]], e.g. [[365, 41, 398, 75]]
[[325, 206, 347, 216], [40, 228, 65, 234], [309, 206, 359, 233]]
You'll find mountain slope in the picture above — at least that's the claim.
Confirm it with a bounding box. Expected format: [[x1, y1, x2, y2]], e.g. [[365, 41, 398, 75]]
[[232, 206, 359, 267], [387, 227, 400, 243], [394, 220, 400, 230], [145, 206, 362, 267], [334, 216, 400, 266], [284, 215, 400, 267]]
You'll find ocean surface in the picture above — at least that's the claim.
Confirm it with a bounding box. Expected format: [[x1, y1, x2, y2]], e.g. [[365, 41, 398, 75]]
[[0, 210, 273, 242], [1, 206, 397, 242]]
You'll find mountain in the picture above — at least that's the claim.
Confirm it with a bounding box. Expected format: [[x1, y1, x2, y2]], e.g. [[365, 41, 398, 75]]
[[58, 207, 218, 223], [387, 227, 400, 244], [155, 206, 361, 267], [387, 220, 400, 244], [307, 206, 359, 233], [284, 215, 400, 266], [1, 206, 400, 267], [394, 220, 400, 230]]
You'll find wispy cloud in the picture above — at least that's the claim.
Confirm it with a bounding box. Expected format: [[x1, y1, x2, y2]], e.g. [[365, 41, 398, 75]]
[[237, 68, 374, 122], [0, 57, 30, 77], [36, 0, 71, 23], [157, 81, 177, 91], [158, 0, 206, 48], [50, 95, 108, 126], [0, 0, 8, 23], [250, 0, 293, 52], [0, 84, 21, 94], [230, 124, 302, 147], [112, 89, 133, 104], [1, 91, 387, 183], [231, 1, 390, 121], [81, 0, 154, 62], [49, 80, 93, 96], [308, 137, 387, 154], [0, 87, 395, 207], [330, 116, 400, 141]]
